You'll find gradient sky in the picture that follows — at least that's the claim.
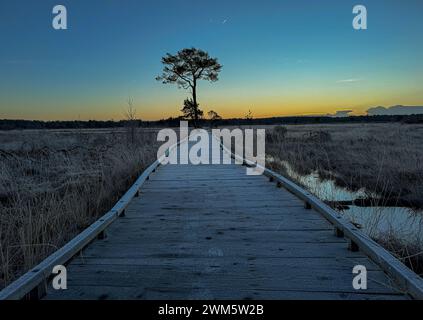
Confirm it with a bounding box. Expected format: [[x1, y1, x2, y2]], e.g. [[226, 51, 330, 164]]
[[0, 0, 422, 120]]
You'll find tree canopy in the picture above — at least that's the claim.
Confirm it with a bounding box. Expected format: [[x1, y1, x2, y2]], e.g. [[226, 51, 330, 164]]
[[156, 48, 222, 126]]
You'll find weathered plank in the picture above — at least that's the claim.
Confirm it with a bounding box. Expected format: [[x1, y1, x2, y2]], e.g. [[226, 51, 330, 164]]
[[45, 285, 405, 300]]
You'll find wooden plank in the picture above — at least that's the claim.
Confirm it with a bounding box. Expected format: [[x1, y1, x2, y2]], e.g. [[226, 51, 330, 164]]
[[45, 285, 407, 300], [86, 230, 346, 244], [132, 199, 305, 208], [67, 256, 383, 271], [79, 242, 366, 259], [47, 264, 400, 296], [118, 219, 332, 230]]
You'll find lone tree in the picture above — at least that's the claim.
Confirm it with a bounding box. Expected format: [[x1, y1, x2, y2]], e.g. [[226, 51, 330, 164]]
[[156, 48, 222, 127]]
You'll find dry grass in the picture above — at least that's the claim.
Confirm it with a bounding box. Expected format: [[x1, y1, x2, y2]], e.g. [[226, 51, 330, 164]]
[[377, 231, 423, 277], [0, 128, 159, 289], [266, 123, 423, 210]]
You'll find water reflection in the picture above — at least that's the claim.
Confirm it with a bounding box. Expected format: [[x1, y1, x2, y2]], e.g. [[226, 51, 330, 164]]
[[267, 156, 423, 246]]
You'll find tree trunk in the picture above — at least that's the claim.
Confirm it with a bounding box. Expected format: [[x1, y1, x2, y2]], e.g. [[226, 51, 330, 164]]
[[192, 81, 198, 128]]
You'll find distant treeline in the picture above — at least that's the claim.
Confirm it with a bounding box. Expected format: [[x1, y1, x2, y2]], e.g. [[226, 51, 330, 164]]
[[0, 120, 143, 130], [1, 114, 423, 130]]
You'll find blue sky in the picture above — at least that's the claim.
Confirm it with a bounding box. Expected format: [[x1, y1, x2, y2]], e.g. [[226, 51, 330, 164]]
[[0, 0, 422, 120]]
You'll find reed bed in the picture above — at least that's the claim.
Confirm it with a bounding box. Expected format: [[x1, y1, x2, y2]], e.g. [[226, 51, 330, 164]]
[[0, 128, 159, 288]]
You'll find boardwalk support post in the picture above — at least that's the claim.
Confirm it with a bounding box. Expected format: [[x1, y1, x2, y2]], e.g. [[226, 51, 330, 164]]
[[276, 181, 282, 188], [269, 176, 274, 182], [119, 210, 125, 218], [349, 239, 359, 252], [334, 227, 344, 238], [26, 280, 47, 300], [135, 190, 140, 197], [97, 230, 106, 240], [304, 202, 312, 209]]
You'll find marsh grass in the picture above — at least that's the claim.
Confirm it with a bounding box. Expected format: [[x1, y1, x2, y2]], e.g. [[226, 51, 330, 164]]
[[0, 128, 159, 288], [377, 231, 423, 276], [266, 124, 423, 210]]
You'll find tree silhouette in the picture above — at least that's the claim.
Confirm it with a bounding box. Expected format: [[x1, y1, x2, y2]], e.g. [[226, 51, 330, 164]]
[[156, 48, 222, 127], [208, 110, 222, 128], [208, 110, 222, 121], [245, 109, 253, 121], [124, 97, 137, 145], [245, 109, 253, 128], [181, 98, 203, 121]]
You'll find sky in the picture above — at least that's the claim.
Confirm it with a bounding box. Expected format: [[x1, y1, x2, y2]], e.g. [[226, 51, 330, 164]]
[[0, 0, 422, 121]]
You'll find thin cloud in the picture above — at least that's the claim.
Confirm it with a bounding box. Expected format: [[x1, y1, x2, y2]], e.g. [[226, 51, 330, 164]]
[[336, 78, 363, 83], [209, 18, 229, 25], [327, 110, 354, 117]]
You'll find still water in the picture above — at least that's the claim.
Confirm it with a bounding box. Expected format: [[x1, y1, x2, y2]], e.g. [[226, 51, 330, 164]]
[[267, 156, 423, 245]]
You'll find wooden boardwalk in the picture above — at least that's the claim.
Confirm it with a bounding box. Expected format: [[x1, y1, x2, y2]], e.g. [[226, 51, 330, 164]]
[[43, 138, 410, 300]]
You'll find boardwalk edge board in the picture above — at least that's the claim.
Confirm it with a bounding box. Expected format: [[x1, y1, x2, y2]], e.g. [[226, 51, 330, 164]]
[[217, 136, 423, 300], [0, 139, 185, 300]]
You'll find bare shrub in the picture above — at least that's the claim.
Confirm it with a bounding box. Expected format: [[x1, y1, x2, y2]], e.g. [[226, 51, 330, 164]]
[[125, 97, 138, 145]]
